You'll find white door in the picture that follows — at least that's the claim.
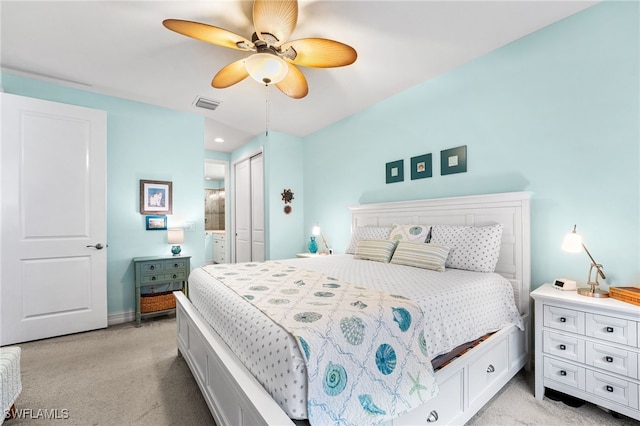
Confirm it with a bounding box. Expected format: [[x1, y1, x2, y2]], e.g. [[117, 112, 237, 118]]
[[1, 93, 108, 346], [234, 157, 251, 263], [250, 154, 265, 262], [233, 152, 264, 263]]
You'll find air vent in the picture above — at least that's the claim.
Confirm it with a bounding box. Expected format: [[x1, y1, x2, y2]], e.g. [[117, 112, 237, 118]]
[[194, 97, 221, 111]]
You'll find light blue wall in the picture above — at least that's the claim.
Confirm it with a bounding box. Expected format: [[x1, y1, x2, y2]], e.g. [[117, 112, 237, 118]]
[[1, 73, 206, 316], [2, 1, 636, 319], [264, 132, 305, 259], [302, 1, 639, 290]]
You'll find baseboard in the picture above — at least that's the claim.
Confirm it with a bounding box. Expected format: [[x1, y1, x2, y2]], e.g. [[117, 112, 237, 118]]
[[108, 310, 135, 326]]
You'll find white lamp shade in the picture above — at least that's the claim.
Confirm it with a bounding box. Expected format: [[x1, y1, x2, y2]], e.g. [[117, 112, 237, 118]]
[[244, 53, 288, 85], [167, 228, 184, 244], [312, 225, 321, 236], [562, 231, 582, 253]]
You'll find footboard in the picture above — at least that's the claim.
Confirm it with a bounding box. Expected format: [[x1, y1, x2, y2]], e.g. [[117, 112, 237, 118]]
[[174, 291, 294, 426]]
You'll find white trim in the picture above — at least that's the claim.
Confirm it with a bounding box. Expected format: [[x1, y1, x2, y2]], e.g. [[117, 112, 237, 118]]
[[107, 310, 135, 326]]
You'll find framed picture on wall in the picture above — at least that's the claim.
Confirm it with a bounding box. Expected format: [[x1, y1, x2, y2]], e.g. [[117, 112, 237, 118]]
[[410, 153, 432, 180], [385, 159, 404, 184], [140, 180, 172, 215], [440, 145, 467, 175], [145, 215, 167, 230]]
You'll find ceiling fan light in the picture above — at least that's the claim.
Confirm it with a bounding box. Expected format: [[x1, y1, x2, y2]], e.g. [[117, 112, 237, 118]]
[[244, 53, 288, 85]]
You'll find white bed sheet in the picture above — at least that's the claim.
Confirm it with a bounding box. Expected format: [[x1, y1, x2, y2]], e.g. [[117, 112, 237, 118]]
[[188, 255, 524, 420]]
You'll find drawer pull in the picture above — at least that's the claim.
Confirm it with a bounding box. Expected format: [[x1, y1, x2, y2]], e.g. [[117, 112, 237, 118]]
[[560, 370, 567, 376], [151, 276, 156, 281], [150, 265, 155, 270], [559, 344, 566, 351], [606, 385, 614, 392], [487, 364, 495, 373], [605, 356, 614, 363], [172, 274, 177, 279], [426, 410, 439, 423], [173, 263, 179, 268], [606, 326, 614, 333], [559, 317, 566, 323]]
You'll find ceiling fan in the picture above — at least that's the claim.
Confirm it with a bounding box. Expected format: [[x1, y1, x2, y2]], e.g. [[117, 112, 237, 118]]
[[163, 0, 357, 99]]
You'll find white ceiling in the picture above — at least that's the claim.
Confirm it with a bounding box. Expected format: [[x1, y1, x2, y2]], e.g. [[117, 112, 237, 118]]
[[1, 1, 599, 154]]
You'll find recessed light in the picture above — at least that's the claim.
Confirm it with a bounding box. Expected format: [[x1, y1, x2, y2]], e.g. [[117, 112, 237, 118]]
[[214, 137, 224, 143]]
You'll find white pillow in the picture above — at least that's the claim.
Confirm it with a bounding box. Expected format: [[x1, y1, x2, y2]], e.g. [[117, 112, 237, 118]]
[[353, 239, 397, 263], [390, 242, 451, 272], [345, 226, 391, 254], [388, 224, 430, 243], [429, 224, 504, 272]]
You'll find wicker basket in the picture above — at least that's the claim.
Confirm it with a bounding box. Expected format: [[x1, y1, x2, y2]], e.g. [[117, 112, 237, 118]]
[[140, 291, 176, 313]]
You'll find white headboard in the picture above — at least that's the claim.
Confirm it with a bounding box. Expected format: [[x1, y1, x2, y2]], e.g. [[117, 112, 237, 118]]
[[349, 192, 531, 315]]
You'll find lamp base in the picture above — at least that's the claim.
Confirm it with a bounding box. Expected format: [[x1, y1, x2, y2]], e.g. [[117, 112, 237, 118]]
[[171, 245, 182, 256], [577, 287, 609, 298]]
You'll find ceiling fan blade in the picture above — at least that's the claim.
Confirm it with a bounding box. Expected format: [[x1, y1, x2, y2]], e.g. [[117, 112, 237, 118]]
[[163, 19, 253, 51], [253, 0, 298, 46], [276, 63, 308, 99], [212, 59, 250, 88], [281, 38, 357, 68]]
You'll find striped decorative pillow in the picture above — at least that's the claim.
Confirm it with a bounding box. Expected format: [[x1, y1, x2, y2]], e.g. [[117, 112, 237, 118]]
[[353, 239, 397, 263], [390, 241, 451, 272]]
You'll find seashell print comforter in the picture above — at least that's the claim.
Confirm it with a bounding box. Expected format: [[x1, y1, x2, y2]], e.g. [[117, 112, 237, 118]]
[[210, 261, 438, 426]]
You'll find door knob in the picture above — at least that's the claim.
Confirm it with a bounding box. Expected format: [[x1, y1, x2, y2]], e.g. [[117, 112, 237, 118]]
[[87, 243, 106, 250]]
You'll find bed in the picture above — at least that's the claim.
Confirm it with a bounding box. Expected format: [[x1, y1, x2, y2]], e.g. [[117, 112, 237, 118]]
[[175, 191, 531, 425]]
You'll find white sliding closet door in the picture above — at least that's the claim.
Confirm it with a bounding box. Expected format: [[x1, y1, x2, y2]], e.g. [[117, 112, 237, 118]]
[[250, 154, 265, 261], [233, 152, 264, 263]]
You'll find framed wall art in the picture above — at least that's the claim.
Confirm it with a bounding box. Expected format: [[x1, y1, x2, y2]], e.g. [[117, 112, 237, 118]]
[[410, 153, 433, 180], [385, 159, 404, 184], [440, 145, 467, 175], [145, 215, 167, 230], [140, 180, 172, 215]]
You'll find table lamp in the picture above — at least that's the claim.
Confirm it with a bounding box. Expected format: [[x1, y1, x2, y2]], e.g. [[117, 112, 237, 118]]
[[562, 225, 608, 298], [312, 224, 330, 255], [168, 228, 184, 256]]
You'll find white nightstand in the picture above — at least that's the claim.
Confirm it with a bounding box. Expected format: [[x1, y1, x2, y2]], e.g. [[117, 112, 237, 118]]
[[296, 253, 323, 258], [531, 284, 640, 420]]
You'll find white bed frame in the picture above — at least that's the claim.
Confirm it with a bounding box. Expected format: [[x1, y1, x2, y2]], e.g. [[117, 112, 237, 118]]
[[174, 191, 531, 425]]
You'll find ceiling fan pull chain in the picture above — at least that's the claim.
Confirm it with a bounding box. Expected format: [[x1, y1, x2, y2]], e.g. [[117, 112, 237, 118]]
[[265, 84, 270, 136]]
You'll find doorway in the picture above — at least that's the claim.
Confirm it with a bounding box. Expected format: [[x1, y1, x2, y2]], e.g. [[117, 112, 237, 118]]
[[204, 159, 229, 264]]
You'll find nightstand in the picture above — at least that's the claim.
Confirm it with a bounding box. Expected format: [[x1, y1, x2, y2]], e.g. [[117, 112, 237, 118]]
[[531, 284, 640, 420], [296, 253, 318, 258], [296, 253, 328, 258], [133, 255, 191, 326]]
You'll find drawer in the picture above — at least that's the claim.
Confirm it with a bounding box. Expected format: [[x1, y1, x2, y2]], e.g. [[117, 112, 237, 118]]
[[392, 370, 463, 425], [140, 262, 164, 272], [543, 331, 585, 363], [586, 370, 639, 409], [469, 338, 509, 404], [543, 356, 585, 391], [544, 305, 585, 335], [162, 259, 188, 271], [586, 313, 637, 347], [141, 271, 186, 284], [213, 233, 226, 242], [586, 341, 639, 379]]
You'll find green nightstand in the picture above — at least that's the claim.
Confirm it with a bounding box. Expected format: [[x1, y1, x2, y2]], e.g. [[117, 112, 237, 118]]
[[133, 255, 191, 326]]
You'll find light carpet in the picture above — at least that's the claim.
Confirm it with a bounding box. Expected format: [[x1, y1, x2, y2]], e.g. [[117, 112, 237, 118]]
[[5, 316, 637, 426]]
